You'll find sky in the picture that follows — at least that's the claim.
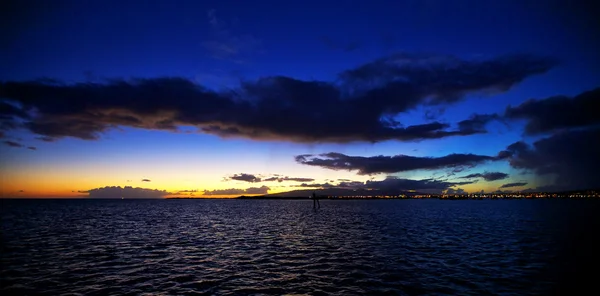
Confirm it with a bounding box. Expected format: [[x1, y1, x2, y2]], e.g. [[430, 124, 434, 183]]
[[1, 0, 599, 198]]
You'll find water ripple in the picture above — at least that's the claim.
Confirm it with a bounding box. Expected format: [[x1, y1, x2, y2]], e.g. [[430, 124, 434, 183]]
[[2, 199, 599, 295]]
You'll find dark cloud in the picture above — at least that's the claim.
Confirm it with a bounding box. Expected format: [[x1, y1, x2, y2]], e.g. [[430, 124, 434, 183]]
[[227, 173, 261, 183], [292, 177, 472, 194], [337, 181, 369, 189], [263, 176, 315, 182], [339, 53, 556, 107], [424, 107, 446, 120], [460, 171, 509, 181], [499, 182, 528, 188], [457, 113, 501, 133], [502, 128, 600, 191], [4, 140, 22, 147], [285, 177, 316, 182], [141, 179, 151, 182], [364, 177, 475, 194], [1, 100, 29, 119], [27, 146, 36, 150], [0, 53, 555, 143], [202, 185, 269, 196], [0, 100, 28, 135], [293, 183, 335, 188], [446, 188, 466, 195], [36, 136, 56, 142], [295, 152, 502, 175], [85, 186, 169, 199], [505, 87, 600, 135], [243, 186, 270, 194], [203, 188, 244, 196]]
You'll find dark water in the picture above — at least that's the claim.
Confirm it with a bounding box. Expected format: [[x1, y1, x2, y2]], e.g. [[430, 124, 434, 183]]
[[1, 199, 599, 295]]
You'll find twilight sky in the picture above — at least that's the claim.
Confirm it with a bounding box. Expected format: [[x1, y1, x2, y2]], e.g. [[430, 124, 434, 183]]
[[1, 0, 599, 198]]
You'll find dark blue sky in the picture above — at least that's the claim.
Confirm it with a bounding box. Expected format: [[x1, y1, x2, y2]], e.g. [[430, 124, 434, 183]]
[[3, 0, 598, 120], [1, 0, 599, 196], [3, 0, 598, 82]]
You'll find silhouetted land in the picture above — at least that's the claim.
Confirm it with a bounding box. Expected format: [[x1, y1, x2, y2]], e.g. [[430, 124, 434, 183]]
[[233, 188, 600, 200]]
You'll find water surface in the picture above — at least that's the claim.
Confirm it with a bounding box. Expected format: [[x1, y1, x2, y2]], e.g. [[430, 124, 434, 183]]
[[1, 199, 598, 295]]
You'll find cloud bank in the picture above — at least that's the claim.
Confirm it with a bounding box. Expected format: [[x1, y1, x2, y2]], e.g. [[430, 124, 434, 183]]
[[499, 87, 600, 191], [289, 176, 475, 195], [227, 173, 261, 183], [262, 176, 315, 182], [460, 171, 509, 181], [0, 53, 556, 143], [202, 185, 270, 196], [225, 173, 315, 183], [505, 87, 600, 135], [499, 182, 528, 189], [295, 152, 504, 175], [85, 186, 169, 198], [4, 140, 22, 147], [503, 128, 600, 191]]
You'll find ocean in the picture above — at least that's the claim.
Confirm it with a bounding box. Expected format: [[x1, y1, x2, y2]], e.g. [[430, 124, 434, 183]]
[[1, 199, 598, 295]]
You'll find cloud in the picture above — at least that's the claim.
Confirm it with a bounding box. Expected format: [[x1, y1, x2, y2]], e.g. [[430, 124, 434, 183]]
[[203, 9, 262, 63], [227, 173, 261, 183], [3, 140, 22, 147], [262, 176, 315, 182], [295, 151, 503, 175], [505, 87, 600, 135], [27, 146, 36, 150], [174, 189, 198, 195], [224, 174, 313, 183], [502, 127, 600, 191], [293, 182, 335, 188], [445, 188, 466, 195], [85, 186, 169, 198], [288, 177, 473, 194], [202, 188, 245, 196], [1, 100, 29, 134], [499, 182, 528, 188], [141, 179, 151, 182], [364, 177, 475, 194], [459, 171, 509, 181], [244, 186, 270, 194], [337, 181, 366, 189], [202, 185, 269, 196], [0, 53, 555, 143], [36, 136, 55, 142], [457, 113, 501, 133]]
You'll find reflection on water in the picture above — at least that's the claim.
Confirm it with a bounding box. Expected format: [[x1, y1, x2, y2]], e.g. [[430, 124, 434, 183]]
[[1, 199, 599, 295]]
